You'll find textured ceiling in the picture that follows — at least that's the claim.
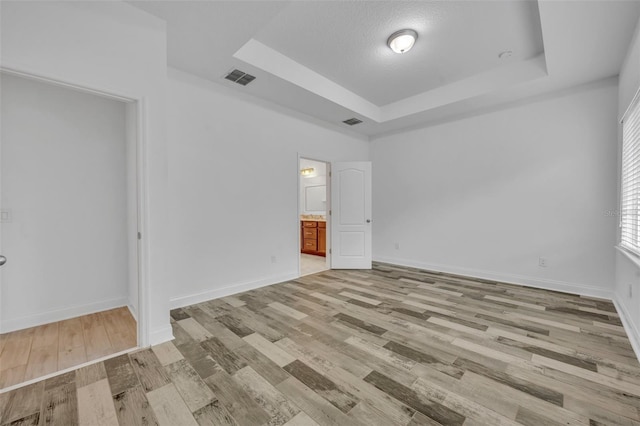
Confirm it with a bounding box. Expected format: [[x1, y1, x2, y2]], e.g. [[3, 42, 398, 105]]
[[129, 0, 640, 138], [254, 1, 544, 106]]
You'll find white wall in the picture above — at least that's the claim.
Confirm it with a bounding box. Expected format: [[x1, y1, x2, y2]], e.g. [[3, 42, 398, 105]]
[[0, 1, 171, 344], [166, 69, 369, 308], [371, 79, 619, 298], [0, 74, 128, 332], [615, 16, 640, 358]]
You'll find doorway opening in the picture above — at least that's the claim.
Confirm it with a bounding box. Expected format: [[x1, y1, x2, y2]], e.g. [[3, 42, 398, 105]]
[[0, 71, 146, 389], [299, 157, 330, 276]]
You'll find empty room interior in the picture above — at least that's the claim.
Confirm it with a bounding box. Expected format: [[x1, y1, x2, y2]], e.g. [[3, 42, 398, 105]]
[[3, 1, 640, 425]]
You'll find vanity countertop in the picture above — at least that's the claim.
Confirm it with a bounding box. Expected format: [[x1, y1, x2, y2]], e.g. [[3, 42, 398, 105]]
[[301, 215, 326, 222]]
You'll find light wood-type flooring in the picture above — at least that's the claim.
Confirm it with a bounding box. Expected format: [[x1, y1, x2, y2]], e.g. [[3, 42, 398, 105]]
[[1, 263, 639, 425], [0, 307, 136, 389]]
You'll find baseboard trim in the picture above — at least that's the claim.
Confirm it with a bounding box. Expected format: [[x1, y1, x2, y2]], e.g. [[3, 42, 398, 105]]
[[613, 295, 640, 362], [0, 297, 129, 334], [127, 304, 138, 322], [373, 256, 613, 300], [149, 325, 174, 346], [170, 271, 299, 310]]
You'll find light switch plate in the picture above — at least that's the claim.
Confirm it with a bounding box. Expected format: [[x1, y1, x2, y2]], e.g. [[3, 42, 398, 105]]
[[1, 209, 12, 223]]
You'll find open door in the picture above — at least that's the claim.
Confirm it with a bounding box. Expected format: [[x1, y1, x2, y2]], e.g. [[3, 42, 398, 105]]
[[330, 162, 372, 269]]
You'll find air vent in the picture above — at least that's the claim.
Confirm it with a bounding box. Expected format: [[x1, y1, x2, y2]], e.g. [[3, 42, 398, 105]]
[[224, 69, 256, 86], [342, 118, 363, 126]]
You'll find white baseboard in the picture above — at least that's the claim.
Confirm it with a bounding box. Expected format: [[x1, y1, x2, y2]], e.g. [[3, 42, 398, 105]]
[[374, 256, 614, 300], [613, 295, 640, 362], [170, 271, 299, 310], [0, 297, 129, 334], [149, 324, 174, 346], [127, 303, 138, 322]]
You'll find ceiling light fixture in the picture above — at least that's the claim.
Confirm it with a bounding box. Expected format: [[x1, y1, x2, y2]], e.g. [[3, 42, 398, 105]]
[[387, 29, 418, 54]]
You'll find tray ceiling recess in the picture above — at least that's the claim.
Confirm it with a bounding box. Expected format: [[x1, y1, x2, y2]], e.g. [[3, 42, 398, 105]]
[[129, 0, 640, 137]]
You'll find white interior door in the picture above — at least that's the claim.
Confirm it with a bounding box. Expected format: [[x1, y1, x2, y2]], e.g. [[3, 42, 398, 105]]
[[330, 162, 372, 269]]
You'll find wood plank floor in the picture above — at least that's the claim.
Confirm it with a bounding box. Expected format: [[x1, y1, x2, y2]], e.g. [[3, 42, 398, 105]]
[[1, 263, 639, 425], [0, 307, 136, 389]]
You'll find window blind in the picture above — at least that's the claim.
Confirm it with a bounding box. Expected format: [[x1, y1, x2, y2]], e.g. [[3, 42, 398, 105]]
[[621, 92, 640, 254]]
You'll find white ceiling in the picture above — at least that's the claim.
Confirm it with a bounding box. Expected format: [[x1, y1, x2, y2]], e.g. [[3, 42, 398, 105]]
[[254, 1, 543, 106], [129, 1, 640, 138]]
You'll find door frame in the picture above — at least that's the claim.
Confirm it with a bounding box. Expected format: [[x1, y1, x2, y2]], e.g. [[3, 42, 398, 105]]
[[0, 66, 150, 347], [297, 154, 331, 277]]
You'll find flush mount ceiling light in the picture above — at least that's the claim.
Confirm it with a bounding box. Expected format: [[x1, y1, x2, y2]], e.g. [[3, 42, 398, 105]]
[[387, 29, 418, 54]]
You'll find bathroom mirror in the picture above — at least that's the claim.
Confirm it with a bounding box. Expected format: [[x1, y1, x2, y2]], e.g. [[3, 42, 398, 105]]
[[305, 185, 326, 212]]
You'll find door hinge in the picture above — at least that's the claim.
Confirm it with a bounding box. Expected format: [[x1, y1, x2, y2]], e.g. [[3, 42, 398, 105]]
[[329, 171, 332, 177], [329, 210, 332, 215], [329, 248, 332, 254], [138, 232, 142, 240]]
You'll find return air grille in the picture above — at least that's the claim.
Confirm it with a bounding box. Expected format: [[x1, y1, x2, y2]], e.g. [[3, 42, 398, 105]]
[[342, 118, 363, 126], [224, 69, 256, 86]]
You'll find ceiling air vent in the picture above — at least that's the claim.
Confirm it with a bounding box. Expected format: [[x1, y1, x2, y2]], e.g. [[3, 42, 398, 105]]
[[342, 118, 363, 126], [224, 69, 256, 86]]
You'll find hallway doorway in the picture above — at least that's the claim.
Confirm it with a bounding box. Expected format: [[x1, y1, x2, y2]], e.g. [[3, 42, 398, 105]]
[[299, 157, 330, 276]]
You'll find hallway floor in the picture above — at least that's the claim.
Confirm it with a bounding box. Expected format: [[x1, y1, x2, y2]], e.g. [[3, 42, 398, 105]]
[[0, 307, 136, 389]]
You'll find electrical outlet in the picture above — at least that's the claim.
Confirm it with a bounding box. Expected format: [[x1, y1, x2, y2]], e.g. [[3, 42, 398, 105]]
[[630, 284, 633, 299], [394, 242, 400, 250], [270, 255, 277, 264], [538, 257, 547, 267]]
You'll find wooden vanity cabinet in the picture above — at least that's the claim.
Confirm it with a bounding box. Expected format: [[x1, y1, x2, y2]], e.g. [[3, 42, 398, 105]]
[[318, 222, 326, 255], [301, 220, 326, 256]]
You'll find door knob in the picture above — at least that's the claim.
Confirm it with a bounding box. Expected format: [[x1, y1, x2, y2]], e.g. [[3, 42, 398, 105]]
[[0, 256, 6, 266], [366, 219, 371, 223]]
